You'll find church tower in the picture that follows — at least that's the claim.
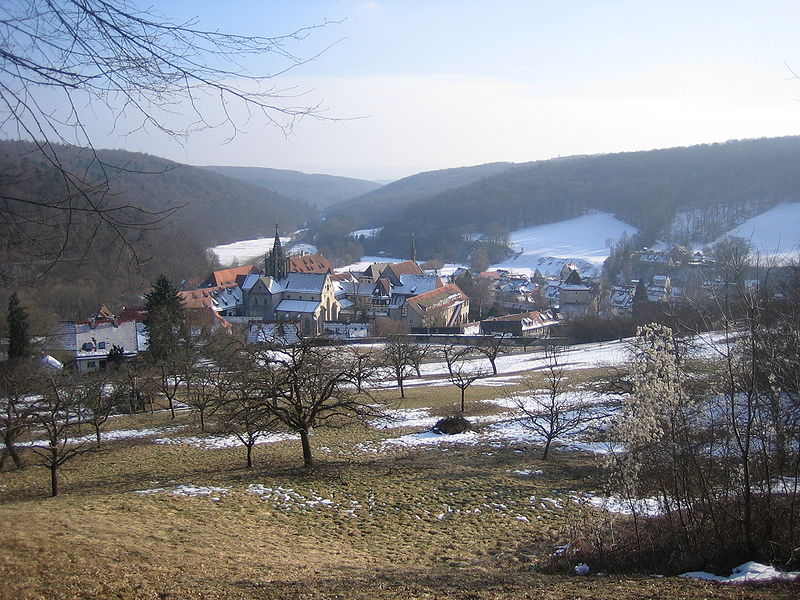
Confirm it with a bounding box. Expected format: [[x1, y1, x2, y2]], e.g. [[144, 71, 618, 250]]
[[265, 223, 289, 280], [410, 232, 417, 262]]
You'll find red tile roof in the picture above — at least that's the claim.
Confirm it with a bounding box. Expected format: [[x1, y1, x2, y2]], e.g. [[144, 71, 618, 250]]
[[407, 283, 467, 311], [288, 253, 332, 274], [384, 260, 424, 277], [210, 264, 256, 287]]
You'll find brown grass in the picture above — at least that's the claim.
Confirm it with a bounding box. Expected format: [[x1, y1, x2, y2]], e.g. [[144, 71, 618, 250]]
[[1, 368, 797, 599]]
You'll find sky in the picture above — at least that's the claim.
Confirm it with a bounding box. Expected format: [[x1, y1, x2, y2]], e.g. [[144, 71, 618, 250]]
[[18, 1, 800, 180]]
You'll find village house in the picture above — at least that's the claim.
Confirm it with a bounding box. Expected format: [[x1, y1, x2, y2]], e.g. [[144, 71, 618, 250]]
[[54, 306, 148, 372], [402, 283, 470, 329], [479, 310, 558, 338]]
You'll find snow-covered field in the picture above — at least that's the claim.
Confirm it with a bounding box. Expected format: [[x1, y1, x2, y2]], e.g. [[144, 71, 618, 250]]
[[210, 237, 290, 266], [721, 202, 800, 259], [491, 213, 638, 278]]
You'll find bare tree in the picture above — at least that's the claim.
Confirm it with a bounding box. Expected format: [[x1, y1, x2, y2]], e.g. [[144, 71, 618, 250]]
[[448, 347, 485, 413], [382, 337, 415, 398], [0, 361, 39, 469], [406, 343, 432, 377], [474, 335, 508, 376], [32, 374, 99, 496], [514, 345, 588, 460], [0, 0, 338, 276], [74, 370, 115, 447], [345, 346, 381, 393], [267, 341, 381, 468], [214, 353, 276, 469]]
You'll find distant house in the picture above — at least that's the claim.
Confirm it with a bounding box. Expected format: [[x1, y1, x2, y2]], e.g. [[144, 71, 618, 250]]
[[402, 283, 470, 328], [480, 310, 558, 338], [202, 264, 256, 288], [55, 305, 148, 372], [179, 285, 242, 317]]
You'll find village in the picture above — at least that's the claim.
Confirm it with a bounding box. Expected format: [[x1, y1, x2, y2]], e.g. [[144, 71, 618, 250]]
[[49, 224, 742, 373]]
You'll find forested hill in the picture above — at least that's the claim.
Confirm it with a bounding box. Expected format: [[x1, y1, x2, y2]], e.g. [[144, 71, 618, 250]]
[[367, 137, 800, 260], [0, 140, 317, 322], [0, 141, 317, 246], [202, 165, 381, 210], [327, 162, 517, 226]]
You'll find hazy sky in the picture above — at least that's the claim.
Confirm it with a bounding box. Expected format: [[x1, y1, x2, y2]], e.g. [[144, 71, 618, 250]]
[[63, 1, 800, 180]]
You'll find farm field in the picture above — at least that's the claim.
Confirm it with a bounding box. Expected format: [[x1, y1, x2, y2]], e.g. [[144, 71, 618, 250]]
[[1, 341, 797, 599]]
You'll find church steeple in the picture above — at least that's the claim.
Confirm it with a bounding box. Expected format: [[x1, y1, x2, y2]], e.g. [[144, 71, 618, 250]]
[[265, 222, 289, 280], [410, 232, 417, 262]]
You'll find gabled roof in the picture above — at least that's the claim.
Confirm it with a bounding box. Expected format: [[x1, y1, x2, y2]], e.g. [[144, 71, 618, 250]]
[[282, 272, 329, 293], [391, 273, 443, 297], [375, 277, 392, 297], [95, 304, 115, 319], [289, 253, 332, 274], [207, 264, 255, 287], [406, 283, 468, 312], [179, 285, 242, 312], [381, 260, 424, 283]]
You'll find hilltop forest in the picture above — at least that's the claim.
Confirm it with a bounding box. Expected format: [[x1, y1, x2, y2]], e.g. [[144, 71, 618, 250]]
[[323, 137, 800, 263], [0, 140, 317, 325]]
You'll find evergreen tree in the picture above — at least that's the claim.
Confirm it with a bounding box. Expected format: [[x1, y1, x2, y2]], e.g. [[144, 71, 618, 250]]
[[144, 275, 185, 362], [7, 292, 30, 360], [632, 278, 649, 315]]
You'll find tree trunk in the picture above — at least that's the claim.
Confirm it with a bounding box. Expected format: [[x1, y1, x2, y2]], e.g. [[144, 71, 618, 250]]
[[246, 442, 253, 468], [300, 428, 313, 468], [541, 437, 552, 460], [94, 424, 101, 447], [199, 407, 205, 432], [168, 396, 175, 419], [50, 462, 58, 497], [460, 388, 466, 412], [398, 377, 405, 398], [489, 357, 498, 376], [2, 436, 23, 469]]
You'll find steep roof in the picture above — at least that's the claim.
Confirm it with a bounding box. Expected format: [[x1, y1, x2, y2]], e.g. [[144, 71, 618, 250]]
[[179, 285, 242, 312], [289, 253, 332, 274], [382, 260, 424, 283], [207, 264, 255, 287], [406, 283, 468, 312]]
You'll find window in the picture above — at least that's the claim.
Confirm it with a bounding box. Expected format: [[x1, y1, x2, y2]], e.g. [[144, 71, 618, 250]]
[[87, 361, 96, 369], [98, 342, 106, 349]]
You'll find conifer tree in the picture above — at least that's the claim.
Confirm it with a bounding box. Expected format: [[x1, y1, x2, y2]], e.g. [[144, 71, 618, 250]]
[[144, 275, 185, 362], [7, 292, 31, 360]]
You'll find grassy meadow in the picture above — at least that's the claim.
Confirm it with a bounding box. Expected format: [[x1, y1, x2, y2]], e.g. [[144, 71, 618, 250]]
[[1, 353, 798, 599]]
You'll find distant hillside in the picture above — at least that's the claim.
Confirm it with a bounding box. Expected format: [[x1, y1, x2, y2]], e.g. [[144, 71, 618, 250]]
[[0, 141, 317, 246], [327, 162, 517, 226], [0, 140, 317, 320], [202, 165, 381, 210], [363, 137, 800, 260]]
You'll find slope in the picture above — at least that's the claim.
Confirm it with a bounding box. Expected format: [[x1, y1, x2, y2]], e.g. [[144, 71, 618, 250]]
[[327, 162, 517, 227], [365, 137, 800, 261], [202, 165, 381, 210]]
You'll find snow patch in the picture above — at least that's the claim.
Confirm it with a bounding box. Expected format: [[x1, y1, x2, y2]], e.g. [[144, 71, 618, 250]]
[[154, 432, 298, 449], [680, 561, 800, 584]]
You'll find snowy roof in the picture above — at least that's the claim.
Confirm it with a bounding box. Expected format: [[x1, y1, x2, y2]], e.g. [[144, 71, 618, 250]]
[[281, 273, 328, 293], [56, 320, 141, 359], [247, 322, 300, 345], [275, 299, 321, 314], [392, 273, 442, 296]]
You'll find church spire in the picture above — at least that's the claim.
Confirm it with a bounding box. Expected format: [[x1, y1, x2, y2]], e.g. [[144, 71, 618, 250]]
[[265, 222, 288, 279], [410, 232, 417, 262]]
